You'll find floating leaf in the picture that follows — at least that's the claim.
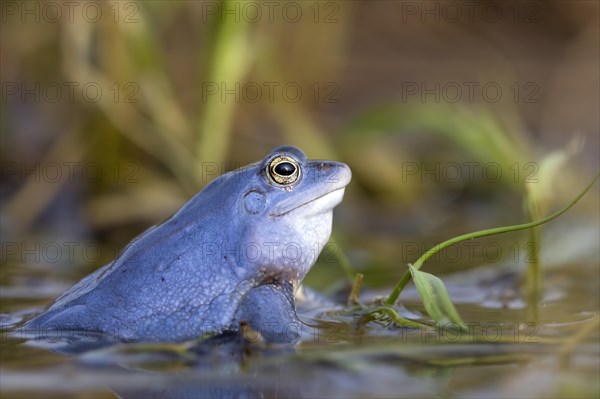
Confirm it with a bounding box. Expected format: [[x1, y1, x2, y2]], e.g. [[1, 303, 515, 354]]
[[408, 264, 467, 331]]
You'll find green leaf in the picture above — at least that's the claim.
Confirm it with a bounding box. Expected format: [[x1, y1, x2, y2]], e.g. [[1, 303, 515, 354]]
[[408, 264, 467, 331]]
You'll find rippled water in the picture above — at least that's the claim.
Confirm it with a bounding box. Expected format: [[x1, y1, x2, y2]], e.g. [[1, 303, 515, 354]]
[[2, 251, 599, 399]]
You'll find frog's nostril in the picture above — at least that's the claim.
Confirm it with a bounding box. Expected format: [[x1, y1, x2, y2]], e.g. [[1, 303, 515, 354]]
[[317, 162, 331, 171]]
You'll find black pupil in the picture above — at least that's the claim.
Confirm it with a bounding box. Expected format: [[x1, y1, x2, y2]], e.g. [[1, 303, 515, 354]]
[[274, 162, 295, 176]]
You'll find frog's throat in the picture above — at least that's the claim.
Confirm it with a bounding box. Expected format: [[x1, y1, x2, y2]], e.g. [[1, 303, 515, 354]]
[[269, 187, 345, 217]]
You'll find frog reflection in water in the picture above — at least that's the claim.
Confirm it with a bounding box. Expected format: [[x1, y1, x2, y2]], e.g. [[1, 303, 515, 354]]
[[23, 146, 351, 344]]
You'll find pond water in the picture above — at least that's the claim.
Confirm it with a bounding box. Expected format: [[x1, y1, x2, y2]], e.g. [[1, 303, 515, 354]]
[[1, 242, 598, 399]]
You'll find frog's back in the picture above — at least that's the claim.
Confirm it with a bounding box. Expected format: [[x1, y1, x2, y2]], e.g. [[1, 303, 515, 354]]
[[23, 171, 253, 341]]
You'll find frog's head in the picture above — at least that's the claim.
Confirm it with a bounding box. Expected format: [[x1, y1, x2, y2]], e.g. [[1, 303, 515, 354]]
[[226, 145, 351, 286]]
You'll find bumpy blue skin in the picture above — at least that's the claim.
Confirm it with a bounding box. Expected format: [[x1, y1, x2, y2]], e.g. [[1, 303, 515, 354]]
[[23, 146, 351, 344]]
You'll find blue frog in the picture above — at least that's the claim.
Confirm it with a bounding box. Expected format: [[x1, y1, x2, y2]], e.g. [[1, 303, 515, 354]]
[[23, 146, 351, 344]]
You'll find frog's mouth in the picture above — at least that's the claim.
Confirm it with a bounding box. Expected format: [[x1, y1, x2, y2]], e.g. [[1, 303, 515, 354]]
[[269, 187, 346, 217]]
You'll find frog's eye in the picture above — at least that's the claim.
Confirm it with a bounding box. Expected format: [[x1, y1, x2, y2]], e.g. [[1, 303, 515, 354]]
[[268, 156, 300, 185]]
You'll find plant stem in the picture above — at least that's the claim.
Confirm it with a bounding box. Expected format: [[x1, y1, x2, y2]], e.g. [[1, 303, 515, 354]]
[[385, 172, 599, 306], [525, 197, 542, 312]]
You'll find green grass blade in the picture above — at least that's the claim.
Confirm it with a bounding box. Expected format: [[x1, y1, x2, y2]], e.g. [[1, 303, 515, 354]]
[[196, 0, 254, 167]]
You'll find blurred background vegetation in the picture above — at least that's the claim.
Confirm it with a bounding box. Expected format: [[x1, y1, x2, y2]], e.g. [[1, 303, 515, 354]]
[[1, 0, 598, 296]]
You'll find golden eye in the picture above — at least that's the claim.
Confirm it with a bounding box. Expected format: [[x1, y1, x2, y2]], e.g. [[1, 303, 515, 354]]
[[268, 156, 300, 185]]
